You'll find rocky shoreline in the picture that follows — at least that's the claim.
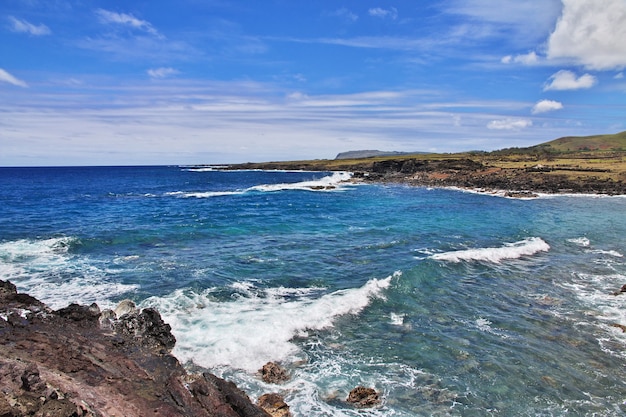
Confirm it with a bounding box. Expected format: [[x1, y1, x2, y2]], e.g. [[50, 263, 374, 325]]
[[0, 280, 382, 417], [360, 158, 626, 196], [0, 279, 274, 417], [225, 155, 626, 196]]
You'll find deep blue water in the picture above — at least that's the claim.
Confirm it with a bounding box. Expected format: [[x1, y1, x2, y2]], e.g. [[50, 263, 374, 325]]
[[1, 166, 626, 416]]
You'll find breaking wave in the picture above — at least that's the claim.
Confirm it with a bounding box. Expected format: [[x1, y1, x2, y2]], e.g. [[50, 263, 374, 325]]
[[430, 237, 550, 263], [0, 237, 137, 309], [142, 272, 397, 372]]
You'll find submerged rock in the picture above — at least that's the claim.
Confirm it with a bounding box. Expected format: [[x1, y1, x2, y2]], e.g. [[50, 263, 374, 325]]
[[347, 386, 381, 408], [0, 279, 270, 417]]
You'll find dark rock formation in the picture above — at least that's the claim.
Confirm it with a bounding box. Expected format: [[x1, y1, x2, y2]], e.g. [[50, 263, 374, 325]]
[[346, 386, 381, 408], [0, 279, 270, 417], [259, 362, 289, 384]]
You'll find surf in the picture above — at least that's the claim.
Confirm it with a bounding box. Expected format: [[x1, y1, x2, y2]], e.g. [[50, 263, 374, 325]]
[[430, 237, 550, 263]]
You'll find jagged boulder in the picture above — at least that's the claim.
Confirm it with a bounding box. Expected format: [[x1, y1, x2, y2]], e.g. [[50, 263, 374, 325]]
[[257, 393, 291, 417], [347, 386, 381, 408], [114, 307, 177, 352], [259, 362, 289, 384]]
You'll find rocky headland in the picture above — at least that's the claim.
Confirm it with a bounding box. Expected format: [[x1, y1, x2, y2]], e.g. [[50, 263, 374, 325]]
[[219, 131, 626, 196], [0, 279, 272, 417]]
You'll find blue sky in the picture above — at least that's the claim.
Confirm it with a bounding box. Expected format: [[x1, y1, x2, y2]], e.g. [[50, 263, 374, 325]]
[[1, 0, 625, 166]]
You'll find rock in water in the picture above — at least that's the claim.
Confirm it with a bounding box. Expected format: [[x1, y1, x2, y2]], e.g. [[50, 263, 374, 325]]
[[347, 386, 381, 408], [259, 362, 290, 384], [257, 393, 291, 417]]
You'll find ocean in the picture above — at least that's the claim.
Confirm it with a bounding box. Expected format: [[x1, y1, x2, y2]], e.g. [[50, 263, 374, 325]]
[[1, 165, 625, 416]]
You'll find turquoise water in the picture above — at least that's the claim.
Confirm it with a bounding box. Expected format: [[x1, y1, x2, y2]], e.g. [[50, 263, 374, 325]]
[[1, 166, 626, 416]]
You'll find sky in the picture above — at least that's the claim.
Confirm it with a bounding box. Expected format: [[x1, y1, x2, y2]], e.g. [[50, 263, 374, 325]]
[[1, 0, 626, 166]]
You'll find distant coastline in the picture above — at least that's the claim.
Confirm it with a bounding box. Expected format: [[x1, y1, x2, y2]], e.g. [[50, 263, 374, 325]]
[[220, 131, 626, 197]]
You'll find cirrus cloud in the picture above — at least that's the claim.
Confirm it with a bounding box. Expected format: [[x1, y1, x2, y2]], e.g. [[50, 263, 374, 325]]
[[487, 118, 532, 130], [8, 16, 51, 36], [531, 99, 563, 114], [96, 9, 161, 37], [147, 67, 179, 79], [369, 7, 398, 20], [0, 68, 27, 87], [543, 70, 597, 91]]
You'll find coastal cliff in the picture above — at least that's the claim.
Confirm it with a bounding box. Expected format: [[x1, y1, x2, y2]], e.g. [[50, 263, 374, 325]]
[[0, 279, 270, 417]]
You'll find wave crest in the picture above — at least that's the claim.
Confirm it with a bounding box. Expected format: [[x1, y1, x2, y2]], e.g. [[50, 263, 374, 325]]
[[142, 272, 397, 372], [430, 237, 550, 263]]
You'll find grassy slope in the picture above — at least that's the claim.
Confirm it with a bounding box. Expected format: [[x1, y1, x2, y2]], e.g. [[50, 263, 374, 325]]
[[532, 131, 626, 152], [228, 131, 626, 183]]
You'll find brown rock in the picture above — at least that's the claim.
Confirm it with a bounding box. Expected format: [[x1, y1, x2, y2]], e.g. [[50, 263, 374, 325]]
[[257, 393, 291, 417], [347, 386, 381, 408], [259, 362, 289, 384], [0, 279, 270, 417]]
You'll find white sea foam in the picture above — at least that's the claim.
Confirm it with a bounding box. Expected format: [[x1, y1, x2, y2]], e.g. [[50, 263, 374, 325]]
[[166, 172, 354, 199], [248, 171, 354, 193], [142, 272, 397, 372], [430, 237, 550, 263], [568, 237, 591, 247], [166, 190, 244, 198], [0, 237, 137, 309]]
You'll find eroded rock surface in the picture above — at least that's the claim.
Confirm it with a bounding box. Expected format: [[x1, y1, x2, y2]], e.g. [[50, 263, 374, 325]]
[[0, 279, 270, 417]]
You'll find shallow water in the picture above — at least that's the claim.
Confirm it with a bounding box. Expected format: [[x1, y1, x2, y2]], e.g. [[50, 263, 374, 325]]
[[1, 166, 625, 416]]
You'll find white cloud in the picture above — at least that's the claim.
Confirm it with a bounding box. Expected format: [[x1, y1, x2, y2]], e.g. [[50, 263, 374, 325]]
[[0, 68, 28, 87], [532, 99, 563, 114], [328, 8, 358, 22], [369, 7, 398, 20], [544, 70, 597, 91], [501, 51, 539, 65], [96, 9, 161, 37], [547, 0, 626, 70], [147, 67, 179, 79], [615, 72, 624, 79], [8, 16, 51, 36], [444, 0, 562, 45], [487, 118, 532, 130]]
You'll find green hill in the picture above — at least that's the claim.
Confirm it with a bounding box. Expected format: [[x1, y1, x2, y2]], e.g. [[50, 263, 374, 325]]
[[531, 131, 626, 152]]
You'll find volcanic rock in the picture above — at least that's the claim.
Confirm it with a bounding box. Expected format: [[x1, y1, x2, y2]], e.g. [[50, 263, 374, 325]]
[[346, 386, 381, 408], [259, 362, 290, 384], [257, 393, 291, 417], [0, 279, 271, 417]]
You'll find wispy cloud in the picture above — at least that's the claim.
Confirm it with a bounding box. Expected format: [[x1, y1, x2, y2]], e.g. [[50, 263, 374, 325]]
[[147, 67, 179, 79], [0, 68, 28, 87], [487, 118, 532, 130], [369, 7, 398, 20], [547, 0, 626, 70], [96, 9, 162, 38], [544, 70, 597, 91], [532, 99, 563, 114], [8, 16, 51, 36], [443, 0, 562, 46], [501, 51, 538, 65], [327, 8, 358, 23]]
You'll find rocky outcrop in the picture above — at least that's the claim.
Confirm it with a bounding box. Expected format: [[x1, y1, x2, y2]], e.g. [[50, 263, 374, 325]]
[[259, 362, 289, 384], [364, 158, 626, 195], [346, 386, 381, 408], [257, 393, 291, 417], [0, 279, 270, 417]]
